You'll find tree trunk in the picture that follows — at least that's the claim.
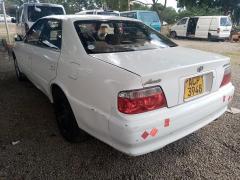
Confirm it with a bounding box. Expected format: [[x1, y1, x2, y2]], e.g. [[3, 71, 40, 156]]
[[164, 0, 167, 8]]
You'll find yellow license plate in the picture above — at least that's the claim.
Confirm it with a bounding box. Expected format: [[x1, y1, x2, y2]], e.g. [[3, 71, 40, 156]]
[[184, 76, 204, 100]]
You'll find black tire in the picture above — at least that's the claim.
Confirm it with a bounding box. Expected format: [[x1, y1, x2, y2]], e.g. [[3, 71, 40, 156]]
[[208, 33, 212, 41], [53, 89, 89, 142], [13, 54, 26, 81], [170, 31, 177, 39]]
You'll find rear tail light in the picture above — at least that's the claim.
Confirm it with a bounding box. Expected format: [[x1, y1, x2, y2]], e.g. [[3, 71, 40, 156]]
[[118, 86, 167, 114], [217, 28, 220, 33], [220, 67, 231, 87]]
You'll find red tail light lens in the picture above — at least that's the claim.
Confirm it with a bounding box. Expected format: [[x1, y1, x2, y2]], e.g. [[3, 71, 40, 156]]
[[118, 86, 167, 114], [220, 67, 231, 87]]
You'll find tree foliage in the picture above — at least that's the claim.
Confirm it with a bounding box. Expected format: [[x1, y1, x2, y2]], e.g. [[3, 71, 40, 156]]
[[4, 0, 240, 25], [177, 0, 240, 25]]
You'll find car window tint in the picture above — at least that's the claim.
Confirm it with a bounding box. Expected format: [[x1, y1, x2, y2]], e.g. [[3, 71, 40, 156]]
[[27, 6, 64, 22], [120, 13, 128, 17], [139, 12, 159, 23], [86, 12, 94, 14], [39, 19, 62, 49], [220, 17, 232, 26], [25, 19, 45, 45], [74, 20, 177, 54], [128, 12, 137, 19], [178, 18, 187, 25]]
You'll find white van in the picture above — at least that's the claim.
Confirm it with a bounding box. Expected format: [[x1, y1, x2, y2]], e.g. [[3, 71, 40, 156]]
[[16, 3, 66, 37], [170, 16, 232, 40], [76, 9, 120, 16]]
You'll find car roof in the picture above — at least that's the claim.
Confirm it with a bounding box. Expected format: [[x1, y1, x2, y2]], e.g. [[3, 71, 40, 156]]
[[42, 14, 141, 22]]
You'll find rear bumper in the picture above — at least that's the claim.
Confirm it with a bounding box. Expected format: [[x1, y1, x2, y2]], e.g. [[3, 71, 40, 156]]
[[212, 34, 230, 40], [109, 83, 235, 156]]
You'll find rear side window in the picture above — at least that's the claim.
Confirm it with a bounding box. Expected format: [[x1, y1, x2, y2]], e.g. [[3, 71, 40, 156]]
[[220, 17, 232, 26], [139, 12, 159, 23], [120, 12, 137, 19], [86, 12, 94, 14], [39, 19, 62, 49], [27, 6, 64, 22]]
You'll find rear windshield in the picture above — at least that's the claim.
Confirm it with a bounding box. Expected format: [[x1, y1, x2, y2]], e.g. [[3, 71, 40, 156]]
[[139, 12, 160, 23], [74, 20, 177, 54], [220, 17, 232, 26], [28, 6, 64, 22]]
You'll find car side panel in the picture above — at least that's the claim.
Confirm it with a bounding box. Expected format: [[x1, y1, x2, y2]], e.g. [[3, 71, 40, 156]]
[[52, 20, 143, 141]]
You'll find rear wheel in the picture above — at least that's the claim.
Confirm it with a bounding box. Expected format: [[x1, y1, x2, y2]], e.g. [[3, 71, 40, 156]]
[[13, 54, 26, 81], [53, 88, 89, 142], [170, 31, 177, 39], [208, 33, 212, 41]]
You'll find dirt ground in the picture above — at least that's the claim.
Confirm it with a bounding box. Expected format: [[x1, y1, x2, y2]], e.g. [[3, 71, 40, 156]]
[[0, 40, 239, 180]]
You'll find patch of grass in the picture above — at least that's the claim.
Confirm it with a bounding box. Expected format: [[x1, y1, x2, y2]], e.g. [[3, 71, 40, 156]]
[[222, 52, 240, 65], [223, 52, 240, 57]]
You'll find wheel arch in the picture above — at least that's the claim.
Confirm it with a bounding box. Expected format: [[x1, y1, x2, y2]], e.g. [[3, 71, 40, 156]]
[[50, 82, 69, 104]]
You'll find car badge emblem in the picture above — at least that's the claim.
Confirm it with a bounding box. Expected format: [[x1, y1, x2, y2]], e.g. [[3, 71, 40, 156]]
[[197, 66, 204, 73], [143, 79, 162, 86]]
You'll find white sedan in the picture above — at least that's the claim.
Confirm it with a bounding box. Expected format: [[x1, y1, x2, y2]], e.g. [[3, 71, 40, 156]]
[[12, 15, 234, 156]]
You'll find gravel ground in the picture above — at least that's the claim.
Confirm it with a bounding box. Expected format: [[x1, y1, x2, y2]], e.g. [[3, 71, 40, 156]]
[[0, 40, 239, 179]]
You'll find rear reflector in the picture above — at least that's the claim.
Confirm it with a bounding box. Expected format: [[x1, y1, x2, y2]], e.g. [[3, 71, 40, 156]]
[[118, 86, 167, 114], [220, 67, 231, 87]]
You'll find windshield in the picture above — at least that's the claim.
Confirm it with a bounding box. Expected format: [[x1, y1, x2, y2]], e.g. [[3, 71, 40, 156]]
[[139, 12, 159, 23], [220, 17, 232, 26], [28, 6, 64, 22], [74, 20, 177, 54], [97, 12, 119, 16]]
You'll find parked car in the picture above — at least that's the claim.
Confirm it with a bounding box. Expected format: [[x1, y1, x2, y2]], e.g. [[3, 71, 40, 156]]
[[76, 9, 120, 16], [120, 10, 161, 31], [0, 14, 13, 22], [170, 16, 232, 40], [16, 3, 66, 37], [13, 15, 234, 156]]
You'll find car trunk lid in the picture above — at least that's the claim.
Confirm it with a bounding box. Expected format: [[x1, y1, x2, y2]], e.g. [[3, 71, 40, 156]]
[[91, 47, 230, 107]]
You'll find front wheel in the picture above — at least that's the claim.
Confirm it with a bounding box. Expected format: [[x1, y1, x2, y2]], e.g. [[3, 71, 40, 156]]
[[170, 31, 177, 39]]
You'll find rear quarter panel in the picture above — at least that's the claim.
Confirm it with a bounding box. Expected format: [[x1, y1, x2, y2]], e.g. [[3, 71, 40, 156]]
[[53, 19, 143, 140]]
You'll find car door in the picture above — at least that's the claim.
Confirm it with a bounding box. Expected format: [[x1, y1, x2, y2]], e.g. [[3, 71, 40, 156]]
[[176, 18, 188, 37], [22, 19, 46, 79], [195, 17, 212, 38], [30, 19, 62, 95]]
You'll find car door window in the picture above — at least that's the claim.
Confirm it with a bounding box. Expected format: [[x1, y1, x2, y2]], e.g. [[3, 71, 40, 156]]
[[128, 12, 137, 19], [25, 19, 45, 45], [177, 18, 187, 25], [39, 19, 62, 50]]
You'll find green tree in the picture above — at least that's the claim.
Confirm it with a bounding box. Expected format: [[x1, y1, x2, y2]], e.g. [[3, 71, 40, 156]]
[[177, 0, 240, 25]]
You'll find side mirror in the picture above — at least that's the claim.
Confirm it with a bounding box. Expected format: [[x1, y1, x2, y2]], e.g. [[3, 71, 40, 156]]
[[11, 18, 16, 23], [14, 35, 23, 42]]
